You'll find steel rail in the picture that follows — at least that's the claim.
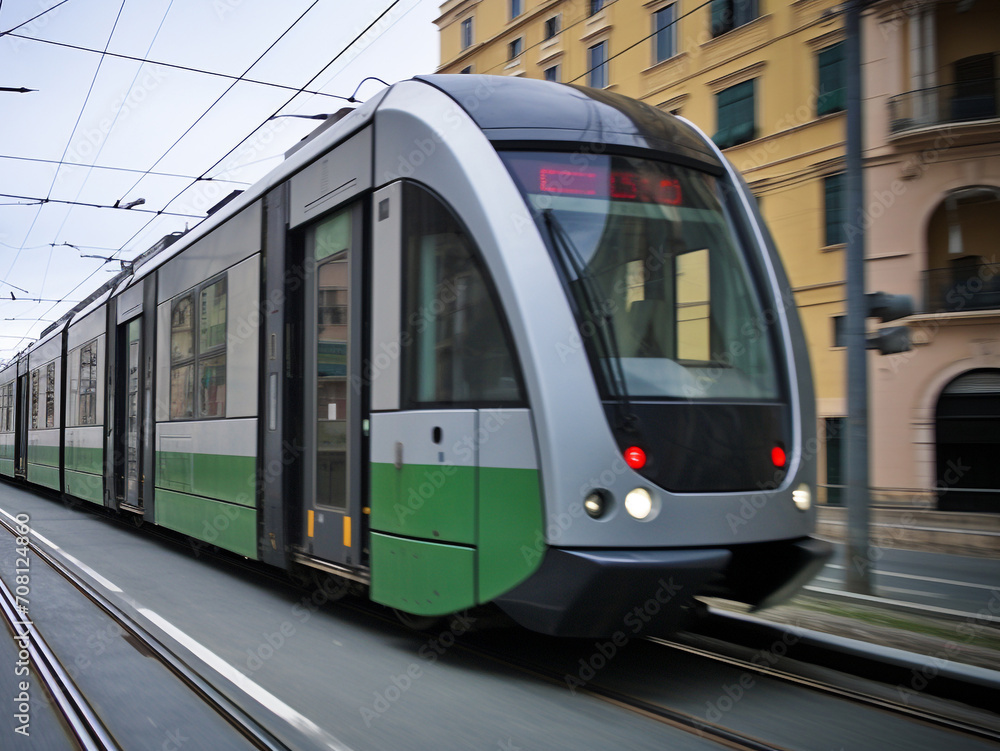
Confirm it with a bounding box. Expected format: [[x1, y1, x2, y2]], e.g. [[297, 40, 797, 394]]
[[0, 573, 119, 750], [0, 514, 291, 751], [649, 631, 1000, 745]]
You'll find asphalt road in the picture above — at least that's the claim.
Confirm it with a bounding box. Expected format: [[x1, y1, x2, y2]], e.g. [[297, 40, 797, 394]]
[[2, 480, 997, 751], [808, 544, 1000, 618]]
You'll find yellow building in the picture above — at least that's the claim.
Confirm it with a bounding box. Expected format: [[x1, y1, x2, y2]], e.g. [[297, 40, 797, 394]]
[[436, 0, 1000, 512], [436, 0, 853, 503]]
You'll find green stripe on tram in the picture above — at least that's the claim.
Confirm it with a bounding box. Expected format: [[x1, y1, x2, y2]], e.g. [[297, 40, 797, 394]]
[[65, 446, 104, 475], [155, 451, 257, 507], [27, 463, 60, 490], [369, 462, 545, 613], [27, 444, 60, 468], [65, 469, 104, 505], [154, 489, 258, 559]]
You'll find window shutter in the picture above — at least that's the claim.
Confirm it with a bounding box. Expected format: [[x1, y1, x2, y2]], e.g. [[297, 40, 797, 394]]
[[818, 43, 846, 116]]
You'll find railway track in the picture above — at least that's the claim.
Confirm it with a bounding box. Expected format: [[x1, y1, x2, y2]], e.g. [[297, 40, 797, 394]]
[[658, 610, 1000, 742], [452, 610, 1000, 751], [3, 487, 997, 751], [0, 511, 291, 751]]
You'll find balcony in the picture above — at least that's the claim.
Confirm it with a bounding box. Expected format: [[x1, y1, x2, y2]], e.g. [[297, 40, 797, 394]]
[[888, 78, 999, 138], [923, 262, 1000, 314]]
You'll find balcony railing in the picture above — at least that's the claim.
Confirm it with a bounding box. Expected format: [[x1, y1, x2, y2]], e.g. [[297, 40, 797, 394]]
[[923, 262, 1000, 313], [888, 78, 1000, 135]]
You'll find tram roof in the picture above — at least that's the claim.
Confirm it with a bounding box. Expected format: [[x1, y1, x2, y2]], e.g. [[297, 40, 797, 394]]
[[414, 74, 723, 172]]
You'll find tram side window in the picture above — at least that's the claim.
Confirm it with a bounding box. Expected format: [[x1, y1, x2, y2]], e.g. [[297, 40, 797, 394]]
[[46, 362, 55, 428], [401, 184, 525, 406], [0, 382, 10, 431], [169, 276, 227, 420], [198, 278, 227, 418], [31, 369, 39, 429], [79, 340, 98, 425]]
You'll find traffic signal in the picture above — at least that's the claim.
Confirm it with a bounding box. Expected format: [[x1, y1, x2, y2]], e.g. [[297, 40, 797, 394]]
[[866, 291, 914, 354]]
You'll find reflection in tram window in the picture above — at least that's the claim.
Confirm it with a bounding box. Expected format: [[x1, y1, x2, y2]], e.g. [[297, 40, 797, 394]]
[[314, 210, 350, 510]]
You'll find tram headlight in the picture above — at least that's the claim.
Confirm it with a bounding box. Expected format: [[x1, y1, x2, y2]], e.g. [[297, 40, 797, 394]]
[[793, 484, 812, 511], [584, 491, 607, 519], [624, 488, 653, 520]]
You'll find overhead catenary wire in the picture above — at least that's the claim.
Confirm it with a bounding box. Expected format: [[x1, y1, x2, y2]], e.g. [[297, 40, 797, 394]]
[[0, 1, 404, 357], [2, 32, 357, 102], [6, 0, 129, 319], [0, 0, 70, 37], [114, 0, 325, 205], [0, 192, 203, 218], [0, 153, 251, 184]]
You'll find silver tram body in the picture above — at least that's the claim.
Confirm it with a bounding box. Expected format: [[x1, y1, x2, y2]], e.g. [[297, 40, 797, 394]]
[[0, 75, 830, 637]]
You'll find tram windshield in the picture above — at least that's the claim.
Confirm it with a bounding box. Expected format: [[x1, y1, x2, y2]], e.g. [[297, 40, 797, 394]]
[[501, 151, 780, 400]]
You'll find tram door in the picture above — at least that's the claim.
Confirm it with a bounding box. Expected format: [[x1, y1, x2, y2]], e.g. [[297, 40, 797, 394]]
[[14, 373, 28, 477], [302, 202, 363, 566], [115, 317, 143, 510]]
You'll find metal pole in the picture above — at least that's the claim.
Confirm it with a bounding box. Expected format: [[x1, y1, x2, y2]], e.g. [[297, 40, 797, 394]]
[[844, 0, 872, 594]]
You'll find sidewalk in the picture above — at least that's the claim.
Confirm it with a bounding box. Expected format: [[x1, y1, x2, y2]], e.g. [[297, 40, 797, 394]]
[[816, 506, 1000, 559]]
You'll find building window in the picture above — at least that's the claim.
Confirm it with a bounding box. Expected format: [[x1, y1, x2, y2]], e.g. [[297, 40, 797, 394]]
[[79, 340, 98, 425], [544, 65, 560, 82], [460, 65, 473, 74], [510, 0, 521, 19], [825, 417, 844, 505], [509, 37, 523, 60], [824, 173, 846, 246], [713, 80, 755, 148], [460, 17, 473, 50], [545, 15, 561, 39], [710, 0, 758, 38], [653, 5, 676, 64], [588, 41, 608, 88], [590, 0, 604, 15], [170, 275, 227, 420], [817, 42, 845, 116], [953, 54, 997, 120], [831, 315, 845, 348], [402, 183, 524, 406]]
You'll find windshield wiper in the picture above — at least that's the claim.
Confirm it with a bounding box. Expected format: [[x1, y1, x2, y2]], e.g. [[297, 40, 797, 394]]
[[542, 209, 638, 433]]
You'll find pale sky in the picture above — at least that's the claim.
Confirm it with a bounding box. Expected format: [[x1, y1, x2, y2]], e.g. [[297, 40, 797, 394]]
[[0, 0, 441, 361]]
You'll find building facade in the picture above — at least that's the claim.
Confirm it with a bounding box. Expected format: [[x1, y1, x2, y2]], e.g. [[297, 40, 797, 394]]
[[864, 0, 999, 511], [435, 0, 1000, 511]]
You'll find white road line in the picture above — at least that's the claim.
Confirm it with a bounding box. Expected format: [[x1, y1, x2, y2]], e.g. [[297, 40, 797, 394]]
[[823, 563, 999, 591], [878, 586, 948, 600], [805, 585, 1000, 623], [0, 507, 121, 592], [140, 608, 353, 751], [819, 576, 957, 599], [0, 507, 59, 548], [57, 552, 123, 593]]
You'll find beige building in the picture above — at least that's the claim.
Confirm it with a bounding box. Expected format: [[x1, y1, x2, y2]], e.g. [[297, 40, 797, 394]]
[[864, 0, 1000, 512], [435, 0, 1000, 512]]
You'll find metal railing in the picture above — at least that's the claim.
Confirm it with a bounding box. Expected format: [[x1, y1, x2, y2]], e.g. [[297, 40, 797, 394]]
[[923, 261, 1000, 313], [888, 78, 1000, 134]]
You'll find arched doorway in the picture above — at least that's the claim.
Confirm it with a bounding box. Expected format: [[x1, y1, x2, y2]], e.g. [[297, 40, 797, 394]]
[[935, 369, 1000, 512], [924, 186, 1000, 313]]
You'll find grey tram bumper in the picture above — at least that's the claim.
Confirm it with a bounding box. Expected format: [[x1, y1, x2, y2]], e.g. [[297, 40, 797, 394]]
[[494, 538, 832, 638]]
